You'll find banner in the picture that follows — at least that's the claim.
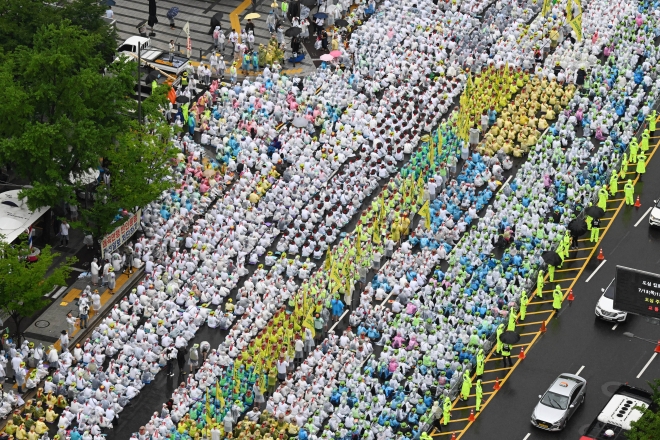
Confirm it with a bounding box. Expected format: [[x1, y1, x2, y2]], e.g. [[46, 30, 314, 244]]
[[418, 200, 431, 230], [101, 209, 142, 258], [568, 1, 583, 42], [182, 21, 190, 37], [542, 0, 552, 16]]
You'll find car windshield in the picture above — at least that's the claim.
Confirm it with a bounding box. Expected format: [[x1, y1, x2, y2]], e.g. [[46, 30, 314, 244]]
[[604, 286, 615, 299], [541, 391, 569, 410], [656, 199, 660, 208]]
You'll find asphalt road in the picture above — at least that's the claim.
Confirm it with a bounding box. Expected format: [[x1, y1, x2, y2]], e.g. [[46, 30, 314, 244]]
[[460, 143, 660, 440]]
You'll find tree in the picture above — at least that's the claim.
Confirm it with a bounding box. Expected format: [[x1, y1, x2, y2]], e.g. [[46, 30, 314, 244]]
[[0, 237, 75, 344], [0, 22, 137, 212], [76, 120, 176, 244], [628, 379, 660, 439]]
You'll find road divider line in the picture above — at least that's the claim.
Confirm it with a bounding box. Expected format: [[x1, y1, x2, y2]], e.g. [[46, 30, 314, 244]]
[[637, 353, 657, 379], [634, 207, 653, 227], [523, 434, 531, 440], [576, 365, 585, 376], [329, 311, 348, 332], [585, 259, 607, 283], [612, 323, 619, 330]]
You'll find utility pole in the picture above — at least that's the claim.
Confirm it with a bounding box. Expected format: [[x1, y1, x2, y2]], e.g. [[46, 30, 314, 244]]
[[137, 43, 143, 124]]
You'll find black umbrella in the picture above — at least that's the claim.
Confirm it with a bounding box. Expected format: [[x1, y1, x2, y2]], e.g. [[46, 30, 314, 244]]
[[584, 206, 605, 219], [313, 12, 328, 19], [285, 26, 302, 37], [167, 7, 179, 19], [210, 12, 224, 33], [335, 19, 349, 27], [176, 95, 191, 103], [500, 331, 520, 345], [567, 218, 588, 236], [541, 251, 562, 267], [144, 70, 160, 84], [300, 0, 316, 6]]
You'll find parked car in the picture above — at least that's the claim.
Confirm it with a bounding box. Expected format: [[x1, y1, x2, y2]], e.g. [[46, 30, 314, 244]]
[[595, 278, 628, 322]]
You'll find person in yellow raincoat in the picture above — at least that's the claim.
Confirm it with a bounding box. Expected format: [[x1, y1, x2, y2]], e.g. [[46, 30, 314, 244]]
[[637, 152, 647, 179], [552, 284, 562, 313]]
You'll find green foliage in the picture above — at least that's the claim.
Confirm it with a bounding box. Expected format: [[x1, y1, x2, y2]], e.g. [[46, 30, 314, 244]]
[[0, 239, 75, 340], [628, 379, 660, 440], [76, 121, 176, 237], [0, 22, 137, 211]]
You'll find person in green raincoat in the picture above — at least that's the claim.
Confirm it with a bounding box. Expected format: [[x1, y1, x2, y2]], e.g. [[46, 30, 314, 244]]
[[442, 395, 452, 426], [460, 369, 472, 401], [609, 172, 618, 197], [619, 153, 628, 179], [548, 263, 556, 282], [475, 379, 483, 412], [476, 349, 485, 379], [495, 323, 505, 354], [624, 179, 635, 205], [597, 187, 608, 211], [552, 284, 562, 313], [647, 110, 657, 132], [536, 270, 545, 298], [629, 138, 639, 164], [507, 306, 517, 331], [519, 291, 529, 321], [637, 152, 646, 179], [640, 129, 650, 152]]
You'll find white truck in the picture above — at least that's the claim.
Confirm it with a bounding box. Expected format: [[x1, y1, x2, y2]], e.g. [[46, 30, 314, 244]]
[[116, 36, 190, 76]]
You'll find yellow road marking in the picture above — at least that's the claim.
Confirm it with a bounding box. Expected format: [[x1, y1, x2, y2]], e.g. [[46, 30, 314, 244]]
[[523, 310, 553, 315], [456, 139, 660, 439]]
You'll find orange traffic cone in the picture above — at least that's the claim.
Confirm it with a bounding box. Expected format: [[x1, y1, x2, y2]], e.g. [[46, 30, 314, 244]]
[[568, 289, 575, 302], [540, 320, 547, 333], [493, 377, 501, 390], [451, 433, 457, 440], [655, 341, 660, 354], [597, 248, 605, 260], [635, 196, 642, 208], [468, 409, 475, 422], [519, 347, 526, 360]]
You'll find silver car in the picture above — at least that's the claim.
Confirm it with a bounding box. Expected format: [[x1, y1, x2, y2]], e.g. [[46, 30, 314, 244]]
[[531, 373, 587, 431]]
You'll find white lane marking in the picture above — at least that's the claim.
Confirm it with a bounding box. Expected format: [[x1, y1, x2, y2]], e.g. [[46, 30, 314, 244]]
[[575, 365, 585, 376], [637, 353, 658, 379], [329, 310, 349, 332], [612, 323, 619, 330], [634, 207, 653, 227], [51, 286, 67, 298], [585, 260, 607, 283], [523, 434, 531, 440]]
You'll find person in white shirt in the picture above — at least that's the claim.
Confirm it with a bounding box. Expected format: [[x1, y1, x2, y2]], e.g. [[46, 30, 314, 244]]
[[105, 7, 114, 19], [60, 220, 70, 245]]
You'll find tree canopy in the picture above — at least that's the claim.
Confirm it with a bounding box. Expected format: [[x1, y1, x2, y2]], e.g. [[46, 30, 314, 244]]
[[628, 379, 660, 440], [0, 237, 75, 342]]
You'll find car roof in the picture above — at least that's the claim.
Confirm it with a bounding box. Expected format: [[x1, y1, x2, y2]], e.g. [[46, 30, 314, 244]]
[[548, 374, 585, 396]]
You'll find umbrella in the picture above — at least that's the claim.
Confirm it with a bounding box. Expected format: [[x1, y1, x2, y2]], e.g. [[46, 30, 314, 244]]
[[148, 0, 158, 27], [301, 0, 317, 6], [285, 27, 302, 37], [320, 54, 334, 61], [335, 18, 349, 27], [567, 218, 588, 236], [499, 331, 520, 345], [329, 50, 342, 57], [210, 12, 223, 34], [292, 117, 308, 128], [145, 70, 160, 83], [176, 95, 191, 103], [541, 251, 562, 267], [584, 206, 605, 219], [244, 12, 261, 20], [167, 7, 179, 19], [103, 0, 116, 6], [313, 12, 328, 19]]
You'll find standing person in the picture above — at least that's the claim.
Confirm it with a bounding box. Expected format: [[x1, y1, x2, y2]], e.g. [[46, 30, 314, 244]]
[[590, 217, 601, 243], [91, 290, 101, 316], [79, 302, 89, 330], [460, 369, 472, 401], [501, 343, 512, 367], [213, 27, 221, 49], [165, 344, 176, 377], [176, 346, 187, 376], [90, 258, 100, 286], [105, 6, 114, 19], [266, 11, 276, 34], [245, 19, 255, 35], [276, 356, 288, 381], [624, 179, 635, 205], [469, 124, 480, 150], [229, 30, 238, 54], [66, 313, 76, 336], [102, 259, 111, 286], [636, 152, 647, 180], [519, 291, 528, 322], [281, 0, 289, 21], [188, 344, 199, 375], [552, 284, 563, 315], [475, 379, 483, 412], [59, 330, 69, 354], [59, 220, 70, 246], [168, 12, 176, 29], [107, 268, 116, 293], [169, 40, 175, 62]]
